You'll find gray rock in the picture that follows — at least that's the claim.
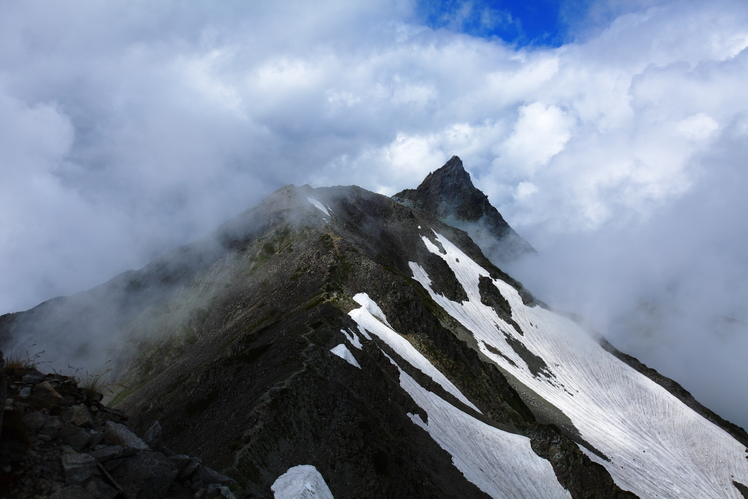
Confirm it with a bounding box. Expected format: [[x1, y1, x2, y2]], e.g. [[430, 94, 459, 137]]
[[22, 369, 47, 385], [40, 416, 64, 439], [110, 450, 179, 499], [64, 404, 94, 428], [207, 483, 238, 499], [61, 453, 98, 485], [83, 476, 119, 499], [18, 386, 32, 399], [195, 466, 238, 488], [143, 420, 163, 450], [21, 410, 47, 432], [90, 445, 124, 462], [88, 429, 104, 448], [178, 456, 202, 481], [168, 454, 192, 474], [103, 457, 124, 473], [49, 485, 96, 499], [59, 423, 91, 450], [0, 351, 4, 435], [32, 380, 64, 406], [103, 421, 149, 450]]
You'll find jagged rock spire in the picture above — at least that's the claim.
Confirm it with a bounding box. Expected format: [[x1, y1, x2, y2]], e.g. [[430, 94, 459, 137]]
[[392, 156, 536, 262]]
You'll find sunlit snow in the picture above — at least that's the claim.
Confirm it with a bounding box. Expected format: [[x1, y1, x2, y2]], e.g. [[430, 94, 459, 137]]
[[350, 293, 479, 412], [271, 465, 334, 499], [340, 328, 363, 349], [330, 343, 360, 368], [348, 300, 570, 498], [307, 197, 330, 216], [411, 231, 748, 499]]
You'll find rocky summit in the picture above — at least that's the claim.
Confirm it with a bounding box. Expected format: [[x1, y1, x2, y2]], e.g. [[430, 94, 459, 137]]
[[393, 156, 536, 263], [2, 159, 748, 499]]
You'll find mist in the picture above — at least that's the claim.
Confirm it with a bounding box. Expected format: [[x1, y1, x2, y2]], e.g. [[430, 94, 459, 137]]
[[504, 129, 748, 429]]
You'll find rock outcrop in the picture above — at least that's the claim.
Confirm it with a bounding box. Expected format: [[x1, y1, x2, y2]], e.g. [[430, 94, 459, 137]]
[[393, 156, 536, 262], [0, 365, 240, 499]]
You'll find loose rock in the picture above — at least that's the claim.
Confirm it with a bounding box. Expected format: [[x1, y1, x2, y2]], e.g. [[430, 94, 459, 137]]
[[61, 453, 98, 485], [32, 381, 64, 407], [103, 421, 149, 450]]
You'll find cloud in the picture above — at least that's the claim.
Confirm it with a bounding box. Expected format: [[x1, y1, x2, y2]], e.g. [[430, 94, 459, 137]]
[[1, 0, 748, 427]]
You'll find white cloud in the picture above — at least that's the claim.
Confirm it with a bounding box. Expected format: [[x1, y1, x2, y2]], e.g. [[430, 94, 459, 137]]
[[494, 102, 573, 176]]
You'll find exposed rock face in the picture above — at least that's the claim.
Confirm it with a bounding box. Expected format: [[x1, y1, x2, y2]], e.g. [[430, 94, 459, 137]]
[[0, 367, 241, 498], [0, 351, 4, 435], [393, 156, 536, 262]]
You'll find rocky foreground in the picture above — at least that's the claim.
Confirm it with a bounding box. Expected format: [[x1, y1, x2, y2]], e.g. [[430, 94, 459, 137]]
[[0, 351, 242, 499]]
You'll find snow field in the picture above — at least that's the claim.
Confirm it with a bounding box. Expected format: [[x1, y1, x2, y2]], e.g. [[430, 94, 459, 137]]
[[350, 293, 480, 412], [348, 295, 572, 498], [307, 197, 330, 217], [411, 231, 748, 499], [329, 344, 360, 368]]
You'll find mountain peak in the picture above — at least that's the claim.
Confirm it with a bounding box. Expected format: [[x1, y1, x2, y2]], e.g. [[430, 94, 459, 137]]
[[393, 156, 536, 262]]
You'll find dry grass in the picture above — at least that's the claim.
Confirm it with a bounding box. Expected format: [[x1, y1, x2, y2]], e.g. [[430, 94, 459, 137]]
[[3, 346, 46, 376]]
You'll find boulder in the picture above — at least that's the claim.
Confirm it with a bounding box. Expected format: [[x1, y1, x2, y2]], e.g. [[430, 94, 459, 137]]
[[178, 456, 202, 481], [31, 380, 64, 407], [50, 485, 96, 499], [58, 423, 91, 450], [63, 404, 94, 428], [103, 421, 149, 450], [90, 445, 124, 463], [61, 453, 98, 485], [110, 450, 179, 499], [143, 420, 164, 450], [21, 369, 47, 385], [83, 476, 119, 499], [39, 416, 64, 440], [21, 410, 47, 432]]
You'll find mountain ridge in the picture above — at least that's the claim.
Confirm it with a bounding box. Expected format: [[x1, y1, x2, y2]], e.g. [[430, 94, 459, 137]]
[[393, 156, 536, 263], [2, 161, 748, 498]]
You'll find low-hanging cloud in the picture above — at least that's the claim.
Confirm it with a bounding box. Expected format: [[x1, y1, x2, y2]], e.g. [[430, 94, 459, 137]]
[[1, 0, 748, 427]]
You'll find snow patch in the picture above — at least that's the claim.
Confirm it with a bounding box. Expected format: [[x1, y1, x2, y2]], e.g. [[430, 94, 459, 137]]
[[352, 293, 391, 327], [330, 344, 360, 369], [383, 352, 571, 498], [411, 231, 748, 499], [340, 328, 362, 349], [271, 465, 334, 499], [349, 293, 480, 412], [307, 197, 330, 216]]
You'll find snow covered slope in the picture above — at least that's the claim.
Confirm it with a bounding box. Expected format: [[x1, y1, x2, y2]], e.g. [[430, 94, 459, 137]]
[[409, 230, 748, 499], [348, 293, 572, 499]]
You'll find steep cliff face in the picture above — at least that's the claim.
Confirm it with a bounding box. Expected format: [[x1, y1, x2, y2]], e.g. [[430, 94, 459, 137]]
[[392, 156, 536, 263], [2, 162, 748, 498]]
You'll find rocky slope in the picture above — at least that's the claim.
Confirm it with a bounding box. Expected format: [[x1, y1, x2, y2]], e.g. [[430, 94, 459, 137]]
[[1, 160, 748, 498], [393, 156, 536, 263], [0, 362, 239, 499]]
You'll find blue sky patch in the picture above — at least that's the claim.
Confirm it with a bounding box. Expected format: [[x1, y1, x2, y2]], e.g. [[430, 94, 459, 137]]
[[415, 0, 582, 47]]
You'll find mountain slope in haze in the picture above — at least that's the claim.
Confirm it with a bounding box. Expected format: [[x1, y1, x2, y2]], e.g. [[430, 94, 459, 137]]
[[1, 162, 748, 498], [393, 156, 536, 263]]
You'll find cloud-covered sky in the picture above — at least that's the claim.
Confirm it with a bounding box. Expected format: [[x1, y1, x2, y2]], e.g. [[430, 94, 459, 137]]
[[2, 0, 748, 427]]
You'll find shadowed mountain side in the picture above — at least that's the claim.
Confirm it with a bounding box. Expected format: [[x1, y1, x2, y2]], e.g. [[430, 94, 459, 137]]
[[112, 185, 632, 498], [0, 186, 323, 371], [392, 156, 536, 263], [2, 179, 747, 498]]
